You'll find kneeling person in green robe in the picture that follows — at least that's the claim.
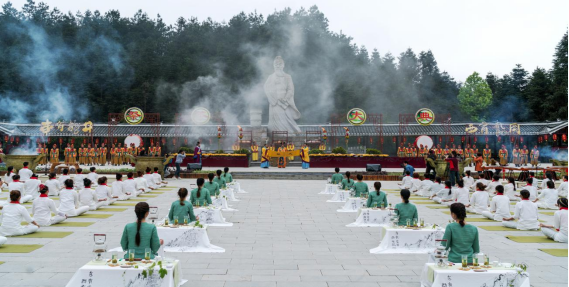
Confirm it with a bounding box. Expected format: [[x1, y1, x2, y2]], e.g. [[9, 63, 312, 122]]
[[204, 173, 220, 196], [191, 178, 212, 206], [168, 188, 196, 223], [367, 182, 388, 208], [353, 174, 369, 197], [442, 202, 480, 264], [394, 189, 418, 226], [121, 202, 163, 259], [331, 167, 343, 184], [341, 171, 355, 190]]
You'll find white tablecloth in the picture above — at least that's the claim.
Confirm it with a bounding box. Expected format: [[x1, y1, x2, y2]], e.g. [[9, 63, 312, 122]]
[[193, 207, 232, 226], [65, 259, 186, 287], [319, 184, 338, 195], [347, 208, 393, 227], [370, 225, 444, 254], [220, 188, 239, 201], [159, 225, 225, 253], [337, 197, 366, 212], [420, 263, 530, 287], [326, 190, 350, 202], [210, 196, 237, 211], [227, 182, 247, 193]]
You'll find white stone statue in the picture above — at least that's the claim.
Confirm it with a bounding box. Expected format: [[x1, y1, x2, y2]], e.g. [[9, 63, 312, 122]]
[[264, 56, 301, 133]]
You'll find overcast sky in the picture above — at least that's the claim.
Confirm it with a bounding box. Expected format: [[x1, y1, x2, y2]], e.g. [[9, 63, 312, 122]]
[[8, 0, 568, 81]]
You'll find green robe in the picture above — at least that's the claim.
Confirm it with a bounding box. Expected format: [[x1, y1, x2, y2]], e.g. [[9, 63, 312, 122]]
[[190, 187, 212, 206], [204, 181, 220, 196], [213, 176, 226, 189], [222, 172, 233, 183], [331, 173, 343, 184], [353, 181, 369, 197], [394, 202, 418, 226], [341, 178, 355, 190], [442, 222, 480, 263], [367, 191, 388, 208], [120, 222, 161, 259], [167, 200, 196, 223]]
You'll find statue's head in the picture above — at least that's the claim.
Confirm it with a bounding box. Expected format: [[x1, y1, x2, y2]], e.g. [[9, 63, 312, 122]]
[[273, 56, 285, 73]]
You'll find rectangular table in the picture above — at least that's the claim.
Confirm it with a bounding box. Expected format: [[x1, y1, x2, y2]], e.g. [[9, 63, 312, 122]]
[[347, 208, 393, 227], [158, 225, 225, 253], [420, 263, 530, 287], [327, 190, 350, 202], [337, 197, 367, 212], [319, 184, 339, 195], [370, 225, 444, 254], [193, 207, 232, 226], [65, 259, 185, 287], [310, 156, 426, 168]]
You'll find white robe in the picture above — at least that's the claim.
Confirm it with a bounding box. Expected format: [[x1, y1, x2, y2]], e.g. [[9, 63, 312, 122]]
[[79, 188, 105, 210], [58, 188, 89, 217], [400, 176, 412, 189], [485, 181, 501, 195], [503, 200, 539, 230], [3, 172, 15, 184], [451, 187, 470, 205], [462, 176, 475, 190], [0, 203, 38, 236], [481, 194, 511, 221], [111, 181, 130, 200], [523, 185, 538, 201], [135, 177, 150, 193], [18, 168, 33, 182], [536, 188, 558, 209], [433, 187, 453, 203], [23, 179, 42, 201], [94, 185, 116, 205], [143, 173, 158, 189], [152, 173, 164, 187], [44, 179, 62, 197], [504, 183, 520, 201], [87, 172, 99, 187], [32, 197, 66, 226], [542, 209, 567, 242], [123, 179, 140, 196], [541, 178, 551, 190], [557, 181, 567, 198], [428, 183, 444, 198], [468, 191, 490, 214], [74, 174, 85, 190], [418, 180, 433, 197], [409, 178, 422, 193]]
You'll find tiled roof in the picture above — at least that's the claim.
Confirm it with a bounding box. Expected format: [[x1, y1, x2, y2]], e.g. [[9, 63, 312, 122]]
[[0, 121, 565, 138]]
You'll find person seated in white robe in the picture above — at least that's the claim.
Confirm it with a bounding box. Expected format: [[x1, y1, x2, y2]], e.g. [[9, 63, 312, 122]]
[[58, 168, 71, 187], [123, 172, 141, 196], [134, 171, 151, 193], [409, 173, 422, 194], [462, 171, 475, 191], [152, 167, 167, 187], [74, 168, 85, 191], [481, 185, 511, 221], [540, 172, 553, 191], [18, 162, 33, 182], [32, 184, 66, 226], [3, 166, 15, 185], [94, 177, 116, 206], [519, 177, 538, 202], [557, 175, 567, 198], [0, 178, 7, 192], [540, 198, 568, 243], [0, 236, 6, 247], [399, 170, 412, 189], [111, 173, 132, 201], [534, 180, 559, 209], [485, 175, 501, 196], [8, 175, 32, 203], [87, 167, 99, 187], [23, 174, 41, 201], [428, 176, 444, 199], [79, 178, 107, 211], [418, 174, 434, 197], [143, 168, 158, 189], [466, 182, 490, 214], [502, 189, 539, 230], [433, 181, 453, 204], [57, 179, 89, 217], [504, 177, 520, 201], [44, 173, 62, 197], [447, 180, 470, 206], [473, 174, 489, 191], [0, 191, 39, 236]]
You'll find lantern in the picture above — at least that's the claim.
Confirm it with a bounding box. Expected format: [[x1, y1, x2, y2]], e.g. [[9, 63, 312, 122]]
[[380, 137, 384, 145], [357, 137, 361, 145], [15, 137, 19, 143], [450, 137, 454, 143], [150, 138, 154, 145], [217, 126, 222, 139], [161, 138, 166, 145], [497, 136, 501, 143], [510, 136, 514, 143], [104, 138, 107, 144], [238, 126, 243, 140], [114, 138, 117, 143], [520, 137, 523, 143], [47, 137, 51, 143], [544, 134, 549, 141], [59, 138, 62, 145], [553, 134, 558, 141], [474, 136, 477, 143], [3, 135, 7, 141], [461, 136, 465, 143], [485, 136, 488, 143], [538, 136, 542, 143], [173, 138, 177, 146], [26, 138, 30, 144], [184, 138, 188, 145], [392, 137, 396, 143], [321, 127, 327, 141], [71, 138, 74, 144], [83, 138, 87, 144], [369, 137, 373, 144], [344, 127, 349, 139], [335, 138, 339, 145], [562, 134, 567, 142], [95, 138, 99, 144]]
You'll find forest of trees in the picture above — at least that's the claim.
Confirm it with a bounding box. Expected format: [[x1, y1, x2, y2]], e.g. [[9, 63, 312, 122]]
[[0, 1, 567, 124]]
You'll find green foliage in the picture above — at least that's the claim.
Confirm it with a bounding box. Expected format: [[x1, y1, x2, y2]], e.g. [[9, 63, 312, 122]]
[[366, 148, 382, 154], [233, 148, 251, 155], [331, 147, 347, 154], [457, 72, 493, 121], [308, 149, 324, 154], [214, 150, 225, 154]]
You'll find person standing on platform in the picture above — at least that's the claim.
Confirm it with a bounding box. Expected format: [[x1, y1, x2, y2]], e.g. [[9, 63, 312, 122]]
[[193, 142, 202, 164], [445, 151, 460, 186], [397, 143, 405, 157], [474, 153, 484, 176], [50, 144, 59, 165], [464, 144, 471, 164], [367, 182, 388, 208], [101, 143, 107, 166], [300, 143, 310, 169], [260, 144, 270, 169], [483, 144, 492, 166], [499, 145, 508, 166], [174, 150, 186, 180], [331, 168, 343, 184], [512, 145, 520, 167], [436, 144, 443, 160], [521, 145, 529, 166], [530, 145, 539, 167], [277, 142, 287, 168]]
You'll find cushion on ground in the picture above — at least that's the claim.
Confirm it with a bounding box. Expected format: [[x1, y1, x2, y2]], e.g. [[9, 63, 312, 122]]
[[16, 231, 73, 238], [76, 213, 113, 219], [478, 226, 540, 232], [137, 195, 159, 198], [95, 208, 128, 212], [426, 206, 449, 209], [506, 236, 555, 243], [111, 203, 137, 206], [0, 244, 43, 253], [539, 249, 568, 257], [49, 222, 95, 227]]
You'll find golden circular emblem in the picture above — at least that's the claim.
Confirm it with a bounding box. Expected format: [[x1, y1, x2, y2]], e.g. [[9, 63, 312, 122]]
[[124, 107, 144, 125], [415, 108, 435, 126], [191, 107, 211, 125], [347, 108, 367, 125]]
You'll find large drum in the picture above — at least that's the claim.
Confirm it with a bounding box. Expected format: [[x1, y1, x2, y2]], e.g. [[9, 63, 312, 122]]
[[414, 135, 434, 149], [124, 134, 143, 147]]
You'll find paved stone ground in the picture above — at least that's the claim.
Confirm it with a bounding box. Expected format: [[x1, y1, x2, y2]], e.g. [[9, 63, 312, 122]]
[[0, 179, 567, 286]]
